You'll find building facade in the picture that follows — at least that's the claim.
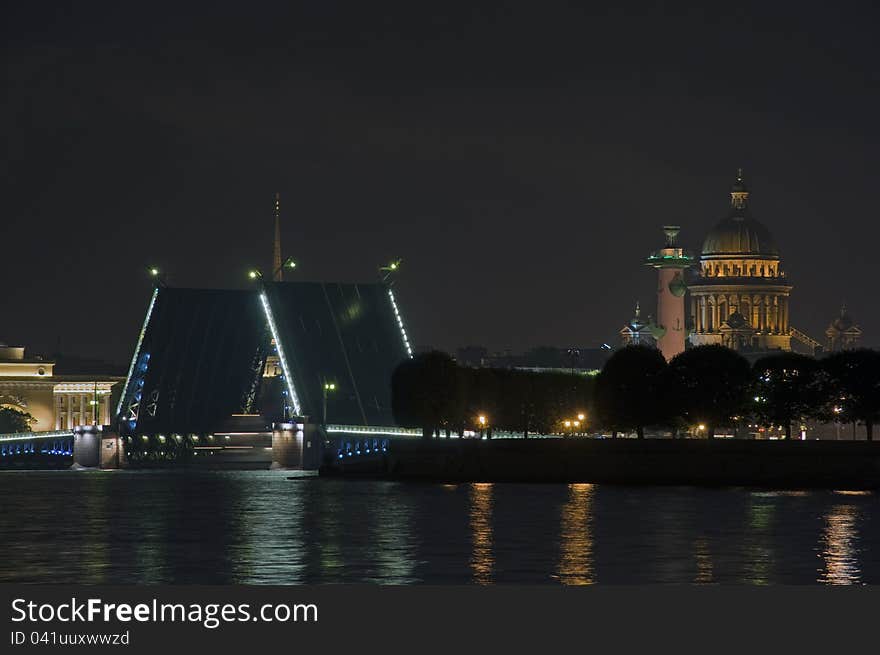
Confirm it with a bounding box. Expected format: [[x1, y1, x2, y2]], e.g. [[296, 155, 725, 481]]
[[619, 302, 656, 347], [687, 171, 793, 353], [0, 344, 123, 432], [825, 305, 862, 351]]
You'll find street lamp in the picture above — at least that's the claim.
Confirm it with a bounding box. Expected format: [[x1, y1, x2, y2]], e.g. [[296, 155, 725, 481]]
[[323, 381, 337, 425], [275, 256, 297, 279], [91, 380, 99, 426], [477, 413, 488, 439], [380, 259, 403, 284], [148, 266, 166, 287], [249, 257, 297, 284]]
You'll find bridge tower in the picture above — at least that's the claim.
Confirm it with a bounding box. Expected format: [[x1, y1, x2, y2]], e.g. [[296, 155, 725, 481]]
[[645, 226, 694, 361]]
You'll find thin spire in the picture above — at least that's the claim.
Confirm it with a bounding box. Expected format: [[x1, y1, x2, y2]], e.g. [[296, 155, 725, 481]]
[[730, 168, 749, 209], [273, 192, 283, 282]]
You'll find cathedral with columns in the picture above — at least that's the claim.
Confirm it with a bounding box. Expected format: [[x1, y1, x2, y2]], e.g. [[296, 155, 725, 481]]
[[624, 171, 862, 359], [687, 171, 794, 352]]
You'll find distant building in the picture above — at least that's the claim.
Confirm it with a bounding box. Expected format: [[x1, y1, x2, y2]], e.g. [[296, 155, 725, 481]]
[[619, 302, 655, 347], [0, 344, 124, 431], [687, 170, 795, 353], [825, 305, 862, 351], [630, 171, 849, 358], [456, 345, 611, 375]]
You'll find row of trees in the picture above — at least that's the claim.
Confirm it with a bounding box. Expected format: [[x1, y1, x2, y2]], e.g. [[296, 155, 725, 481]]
[[391, 351, 593, 438], [391, 345, 880, 440], [594, 345, 880, 439]]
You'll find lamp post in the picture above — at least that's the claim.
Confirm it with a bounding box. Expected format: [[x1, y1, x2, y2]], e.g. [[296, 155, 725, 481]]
[[323, 381, 336, 425], [379, 259, 402, 285], [250, 257, 297, 284], [148, 266, 167, 288], [477, 414, 487, 439], [92, 381, 98, 426]]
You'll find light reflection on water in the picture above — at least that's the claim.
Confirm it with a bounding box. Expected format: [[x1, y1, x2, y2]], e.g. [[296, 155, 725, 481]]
[[0, 471, 876, 585], [819, 504, 862, 585], [469, 483, 494, 585], [557, 483, 594, 585]]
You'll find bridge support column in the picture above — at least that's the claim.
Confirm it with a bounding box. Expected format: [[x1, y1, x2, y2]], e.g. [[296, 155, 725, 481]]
[[72, 425, 101, 469], [271, 419, 323, 470], [100, 432, 126, 469], [72, 425, 127, 469]]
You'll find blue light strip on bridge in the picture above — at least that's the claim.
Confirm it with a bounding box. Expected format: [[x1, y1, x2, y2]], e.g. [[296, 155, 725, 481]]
[[387, 288, 413, 358], [325, 424, 421, 437], [0, 430, 75, 443], [260, 291, 303, 416], [116, 287, 159, 418]]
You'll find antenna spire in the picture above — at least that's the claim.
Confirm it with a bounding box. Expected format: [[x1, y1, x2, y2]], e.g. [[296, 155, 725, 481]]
[[273, 192, 283, 282]]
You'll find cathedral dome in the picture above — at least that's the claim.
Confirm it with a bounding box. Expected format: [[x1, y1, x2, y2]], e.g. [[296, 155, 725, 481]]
[[702, 215, 779, 258], [701, 170, 779, 259]]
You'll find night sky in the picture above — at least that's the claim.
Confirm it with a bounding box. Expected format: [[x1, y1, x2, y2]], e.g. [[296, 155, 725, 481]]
[[3, 1, 878, 365]]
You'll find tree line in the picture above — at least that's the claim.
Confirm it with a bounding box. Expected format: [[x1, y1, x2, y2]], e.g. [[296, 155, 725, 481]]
[[391, 345, 880, 440], [391, 351, 593, 438]]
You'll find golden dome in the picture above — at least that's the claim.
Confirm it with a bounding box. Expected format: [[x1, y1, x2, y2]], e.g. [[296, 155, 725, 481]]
[[701, 170, 779, 259]]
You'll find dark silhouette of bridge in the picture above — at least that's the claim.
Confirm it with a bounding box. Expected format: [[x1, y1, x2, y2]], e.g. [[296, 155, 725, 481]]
[[1, 278, 417, 469]]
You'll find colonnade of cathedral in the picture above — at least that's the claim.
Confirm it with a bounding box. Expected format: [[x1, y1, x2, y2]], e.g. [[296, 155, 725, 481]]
[[689, 292, 790, 334]]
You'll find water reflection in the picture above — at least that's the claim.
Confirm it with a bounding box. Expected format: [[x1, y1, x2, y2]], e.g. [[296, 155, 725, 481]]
[[694, 537, 713, 584], [228, 475, 307, 584], [1, 473, 878, 584], [367, 483, 418, 584], [818, 504, 862, 585], [557, 483, 594, 585], [469, 483, 494, 585], [743, 496, 776, 584]]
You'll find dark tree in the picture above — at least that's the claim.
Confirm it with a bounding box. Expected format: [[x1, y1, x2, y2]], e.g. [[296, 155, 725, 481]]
[[593, 345, 669, 439], [465, 367, 501, 437], [752, 352, 822, 440], [667, 345, 751, 438], [391, 351, 460, 438], [496, 369, 537, 438], [0, 407, 34, 433], [821, 349, 880, 441]]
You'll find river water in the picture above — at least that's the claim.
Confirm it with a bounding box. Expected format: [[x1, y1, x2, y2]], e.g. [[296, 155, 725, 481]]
[[0, 470, 876, 584]]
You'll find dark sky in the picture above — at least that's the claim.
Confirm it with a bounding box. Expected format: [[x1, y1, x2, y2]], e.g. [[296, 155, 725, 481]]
[[3, 1, 878, 364]]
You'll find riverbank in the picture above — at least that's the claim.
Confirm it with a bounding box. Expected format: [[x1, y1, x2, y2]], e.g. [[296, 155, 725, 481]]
[[320, 438, 880, 489]]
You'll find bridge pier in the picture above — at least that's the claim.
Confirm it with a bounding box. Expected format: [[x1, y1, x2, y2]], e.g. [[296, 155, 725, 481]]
[[271, 419, 323, 470], [72, 425, 126, 470]]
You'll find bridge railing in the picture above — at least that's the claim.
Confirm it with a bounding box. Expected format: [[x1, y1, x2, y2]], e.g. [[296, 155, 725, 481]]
[[324, 424, 561, 440], [0, 429, 75, 443]]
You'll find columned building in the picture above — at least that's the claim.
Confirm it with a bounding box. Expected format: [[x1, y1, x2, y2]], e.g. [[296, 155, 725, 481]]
[[687, 171, 792, 353], [0, 344, 123, 431]]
